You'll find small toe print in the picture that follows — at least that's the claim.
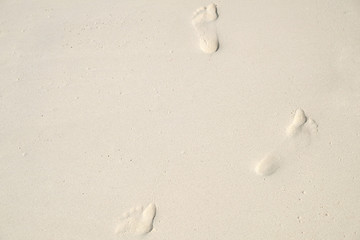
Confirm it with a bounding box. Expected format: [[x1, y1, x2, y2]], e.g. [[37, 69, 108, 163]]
[[204, 3, 218, 21]]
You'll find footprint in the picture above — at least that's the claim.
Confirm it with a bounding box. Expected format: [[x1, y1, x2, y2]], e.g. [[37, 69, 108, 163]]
[[192, 3, 219, 54], [255, 109, 318, 176], [116, 203, 157, 235]]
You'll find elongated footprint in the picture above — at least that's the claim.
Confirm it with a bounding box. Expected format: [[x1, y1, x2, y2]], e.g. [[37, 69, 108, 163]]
[[192, 3, 219, 54]]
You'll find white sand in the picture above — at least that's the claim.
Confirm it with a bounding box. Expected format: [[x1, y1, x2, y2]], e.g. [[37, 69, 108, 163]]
[[1, 0, 360, 239]]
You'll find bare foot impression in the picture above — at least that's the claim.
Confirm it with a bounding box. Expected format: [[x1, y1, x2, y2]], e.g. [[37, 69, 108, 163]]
[[255, 109, 318, 176], [116, 203, 156, 236], [192, 3, 219, 54]]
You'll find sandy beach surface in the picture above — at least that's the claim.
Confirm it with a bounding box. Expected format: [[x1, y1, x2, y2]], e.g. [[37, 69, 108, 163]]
[[1, 0, 360, 239]]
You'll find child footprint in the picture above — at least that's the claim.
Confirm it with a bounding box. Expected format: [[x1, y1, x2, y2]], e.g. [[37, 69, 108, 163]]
[[116, 203, 157, 235], [192, 3, 219, 54]]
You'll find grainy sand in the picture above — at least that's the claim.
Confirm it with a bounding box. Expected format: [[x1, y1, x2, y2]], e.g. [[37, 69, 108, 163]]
[[0, 1, 359, 239]]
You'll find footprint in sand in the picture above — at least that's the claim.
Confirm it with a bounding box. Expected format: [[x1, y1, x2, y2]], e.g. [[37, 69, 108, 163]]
[[255, 109, 318, 176], [192, 3, 219, 54], [116, 203, 156, 235]]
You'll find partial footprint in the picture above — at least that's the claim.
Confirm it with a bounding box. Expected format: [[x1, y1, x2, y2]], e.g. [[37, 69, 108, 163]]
[[116, 203, 156, 236], [303, 118, 318, 135], [286, 108, 307, 136], [255, 153, 281, 176], [255, 109, 318, 176], [192, 3, 219, 54]]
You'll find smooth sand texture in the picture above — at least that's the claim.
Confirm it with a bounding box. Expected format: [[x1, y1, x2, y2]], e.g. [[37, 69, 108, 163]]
[[1, 0, 360, 239]]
